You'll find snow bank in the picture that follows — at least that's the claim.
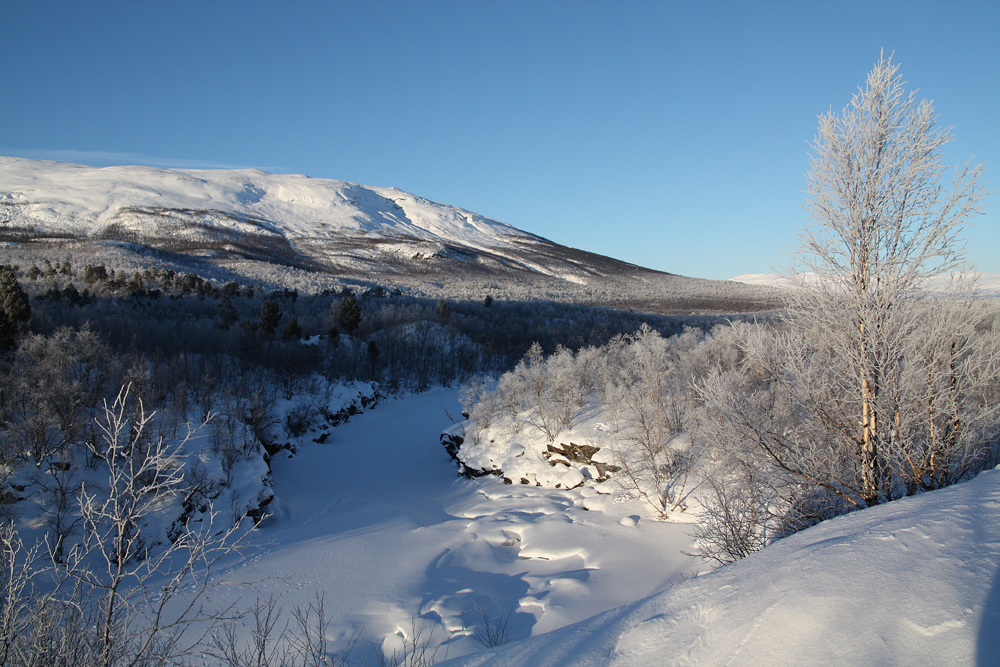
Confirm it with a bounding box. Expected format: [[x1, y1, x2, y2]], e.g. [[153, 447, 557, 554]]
[[440, 466, 1000, 667], [445, 415, 621, 492]]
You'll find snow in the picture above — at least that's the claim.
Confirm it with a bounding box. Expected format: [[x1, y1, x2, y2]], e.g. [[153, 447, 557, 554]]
[[441, 465, 1000, 667], [13, 377, 994, 665], [187, 387, 1000, 666], [198, 388, 703, 664], [450, 410, 626, 492], [0, 156, 535, 253]]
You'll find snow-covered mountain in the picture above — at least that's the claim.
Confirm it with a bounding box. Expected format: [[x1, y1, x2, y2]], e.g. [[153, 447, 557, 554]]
[[0, 156, 780, 314], [0, 156, 550, 274], [0, 156, 534, 261]]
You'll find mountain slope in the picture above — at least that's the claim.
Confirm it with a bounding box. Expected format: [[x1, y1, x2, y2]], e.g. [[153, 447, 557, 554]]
[[441, 466, 1000, 667], [0, 157, 780, 314], [0, 156, 532, 250]]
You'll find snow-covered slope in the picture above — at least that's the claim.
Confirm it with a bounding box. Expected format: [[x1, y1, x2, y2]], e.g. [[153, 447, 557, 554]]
[[0, 158, 545, 279], [0, 156, 534, 249], [440, 466, 1000, 667]]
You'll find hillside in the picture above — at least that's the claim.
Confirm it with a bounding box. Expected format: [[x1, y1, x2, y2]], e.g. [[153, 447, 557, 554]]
[[0, 157, 780, 314]]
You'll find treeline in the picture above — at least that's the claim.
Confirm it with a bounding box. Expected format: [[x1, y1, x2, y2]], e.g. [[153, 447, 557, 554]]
[[12, 257, 748, 393], [0, 238, 783, 320]]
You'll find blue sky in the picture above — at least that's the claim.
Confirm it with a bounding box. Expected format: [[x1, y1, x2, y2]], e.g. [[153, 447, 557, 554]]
[[2, 1, 997, 280]]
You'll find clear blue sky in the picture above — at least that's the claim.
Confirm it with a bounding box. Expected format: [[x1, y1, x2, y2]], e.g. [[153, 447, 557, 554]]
[[2, 0, 997, 280]]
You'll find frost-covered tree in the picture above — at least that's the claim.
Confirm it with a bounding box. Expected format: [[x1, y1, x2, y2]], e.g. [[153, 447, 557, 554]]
[[6, 328, 112, 462], [691, 55, 998, 562], [0, 387, 250, 666], [699, 54, 996, 530], [70, 387, 247, 666], [788, 52, 991, 506]]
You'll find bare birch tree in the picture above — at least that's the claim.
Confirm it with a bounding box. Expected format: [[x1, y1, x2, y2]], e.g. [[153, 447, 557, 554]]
[[786, 51, 990, 506], [694, 54, 997, 562], [67, 386, 247, 667]]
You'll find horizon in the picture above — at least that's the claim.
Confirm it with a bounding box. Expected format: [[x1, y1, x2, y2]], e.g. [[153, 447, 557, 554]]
[[2, 0, 997, 281]]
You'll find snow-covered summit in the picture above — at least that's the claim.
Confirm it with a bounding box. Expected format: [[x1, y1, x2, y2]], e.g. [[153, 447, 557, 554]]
[[0, 156, 535, 252]]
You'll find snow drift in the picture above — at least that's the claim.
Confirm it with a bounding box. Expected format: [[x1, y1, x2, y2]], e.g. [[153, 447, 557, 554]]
[[441, 466, 1000, 667]]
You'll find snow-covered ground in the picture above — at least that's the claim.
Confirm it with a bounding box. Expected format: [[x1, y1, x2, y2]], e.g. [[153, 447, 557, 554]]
[[199, 389, 703, 664], [11, 372, 994, 665], [189, 388, 999, 666], [443, 464, 1000, 667]]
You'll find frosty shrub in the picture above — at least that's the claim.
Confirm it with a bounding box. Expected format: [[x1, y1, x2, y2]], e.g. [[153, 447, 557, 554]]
[[691, 474, 775, 566], [0, 386, 250, 667], [458, 325, 707, 517], [607, 325, 702, 517]]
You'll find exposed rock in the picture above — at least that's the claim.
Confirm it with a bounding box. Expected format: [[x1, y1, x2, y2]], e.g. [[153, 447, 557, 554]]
[[245, 492, 274, 525], [544, 442, 600, 464], [319, 391, 380, 428], [440, 422, 466, 462], [543, 442, 621, 482], [593, 461, 621, 481]]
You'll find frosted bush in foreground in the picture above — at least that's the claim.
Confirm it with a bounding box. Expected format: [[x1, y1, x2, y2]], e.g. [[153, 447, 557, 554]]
[[0, 387, 250, 667]]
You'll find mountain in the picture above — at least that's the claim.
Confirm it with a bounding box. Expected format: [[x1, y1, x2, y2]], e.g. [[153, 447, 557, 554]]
[[0, 157, 779, 314], [0, 156, 538, 270]]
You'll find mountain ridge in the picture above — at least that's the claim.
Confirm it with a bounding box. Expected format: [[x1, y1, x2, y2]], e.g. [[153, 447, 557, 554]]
[[0, 156, 780, 315], [0, 155, 538, 258]]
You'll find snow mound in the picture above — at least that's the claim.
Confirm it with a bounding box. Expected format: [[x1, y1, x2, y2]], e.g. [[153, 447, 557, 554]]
[[445, 415, 622, 492], [441, 466, 1000, 667]]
